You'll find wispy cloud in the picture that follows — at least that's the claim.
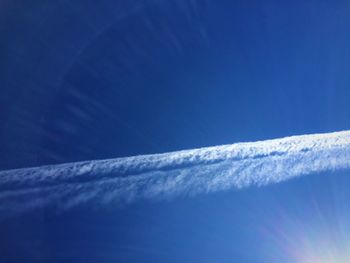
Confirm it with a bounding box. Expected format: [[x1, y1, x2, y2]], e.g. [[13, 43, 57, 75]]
[[1, 131, 350, 216]]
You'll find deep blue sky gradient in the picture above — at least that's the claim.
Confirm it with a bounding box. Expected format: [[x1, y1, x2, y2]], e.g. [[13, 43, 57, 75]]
[[1, 0, 349, 169], [1, 0, 350, 262]]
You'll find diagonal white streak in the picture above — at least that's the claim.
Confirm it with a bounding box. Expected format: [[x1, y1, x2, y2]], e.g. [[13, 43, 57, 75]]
[[0, 130, 350, 216]]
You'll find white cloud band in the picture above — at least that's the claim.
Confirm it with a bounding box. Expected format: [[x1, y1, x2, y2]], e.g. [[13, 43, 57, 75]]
[[0, 130, 350, 216]]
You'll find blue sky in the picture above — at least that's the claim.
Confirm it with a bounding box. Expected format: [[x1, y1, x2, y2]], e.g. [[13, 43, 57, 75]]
[[1, 0, 350, 262]]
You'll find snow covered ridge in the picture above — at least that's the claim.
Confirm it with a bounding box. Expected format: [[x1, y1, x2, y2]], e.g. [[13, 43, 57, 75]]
[[0, 130, 350, 215]]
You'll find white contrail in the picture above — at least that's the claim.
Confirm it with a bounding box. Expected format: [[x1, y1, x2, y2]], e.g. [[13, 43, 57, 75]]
[[0, 130, 350, 216]]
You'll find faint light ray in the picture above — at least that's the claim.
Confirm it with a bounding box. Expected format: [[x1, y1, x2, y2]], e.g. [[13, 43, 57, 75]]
[[54, 2, 146, 88], [261, 203, 350, 263]]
